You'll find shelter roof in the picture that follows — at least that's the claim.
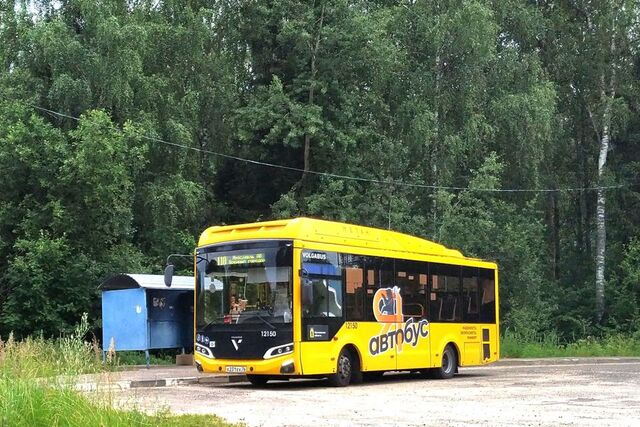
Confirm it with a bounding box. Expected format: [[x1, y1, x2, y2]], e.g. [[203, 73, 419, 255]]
[[100, 274, 193, 291]]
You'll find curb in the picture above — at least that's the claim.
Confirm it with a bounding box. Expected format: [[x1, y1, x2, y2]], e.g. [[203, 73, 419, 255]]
[[73, 373, 246, 392], [140, 374, 247, 388]]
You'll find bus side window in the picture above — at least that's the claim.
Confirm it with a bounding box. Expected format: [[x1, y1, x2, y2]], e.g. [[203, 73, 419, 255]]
[[429, 263, 462, 322], [341, 253, 368, 321], [301, 251, 343, 318], [396, 260, 427, 321], [302, 278, 343, 318], [363, 256, 395, 321], [462, 267, 480, 323], [479, 268, 496, 323], [344, 265, 364, 320]]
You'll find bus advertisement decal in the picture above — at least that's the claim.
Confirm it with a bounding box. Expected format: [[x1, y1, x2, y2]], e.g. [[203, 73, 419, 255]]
[[369, 287, 429, 356]]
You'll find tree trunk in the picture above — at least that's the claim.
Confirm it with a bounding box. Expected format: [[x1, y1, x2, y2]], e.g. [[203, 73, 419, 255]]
[[595, 101, 611, 323], [595, 98, 616, 320], [594, 14, 617, 323]]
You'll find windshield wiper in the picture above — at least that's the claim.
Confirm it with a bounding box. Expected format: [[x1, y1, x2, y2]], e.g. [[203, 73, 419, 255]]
[[200, 312, 276, 330], [250, 311, 276, 329], [201, 320, 220, 330]]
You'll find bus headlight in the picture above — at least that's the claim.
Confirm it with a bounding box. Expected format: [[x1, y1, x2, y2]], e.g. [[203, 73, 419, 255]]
[[195, 343, 215, 359], [263, 343, 294, 359]]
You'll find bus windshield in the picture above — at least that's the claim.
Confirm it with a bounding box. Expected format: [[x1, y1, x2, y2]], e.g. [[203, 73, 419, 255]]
[[196, 242, 293, 329]]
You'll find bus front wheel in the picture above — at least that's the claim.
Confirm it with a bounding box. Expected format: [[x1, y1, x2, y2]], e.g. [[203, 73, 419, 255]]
[[433, 345, 457, 379], [328, 349, 353, 387]]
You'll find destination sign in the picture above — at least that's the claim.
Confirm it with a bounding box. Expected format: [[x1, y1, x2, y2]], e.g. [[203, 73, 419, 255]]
[[216, 253, 265, 266]]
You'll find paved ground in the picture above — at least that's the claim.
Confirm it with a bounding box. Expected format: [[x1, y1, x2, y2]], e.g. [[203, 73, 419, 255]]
[[111, 358, 640, 426]]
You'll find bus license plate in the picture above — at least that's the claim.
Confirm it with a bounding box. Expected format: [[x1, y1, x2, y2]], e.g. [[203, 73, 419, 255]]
[[225, 366, 246, 373]]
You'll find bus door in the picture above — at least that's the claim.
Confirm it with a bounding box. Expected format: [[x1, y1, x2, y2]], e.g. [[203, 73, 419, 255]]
[[394, 267, 431, 371], [299, 250, 346, 375]]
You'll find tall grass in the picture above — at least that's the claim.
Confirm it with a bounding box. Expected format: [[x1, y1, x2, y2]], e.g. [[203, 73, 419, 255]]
[[501, 330, 640, 358], [0, 314, 102, 381], [0, 314, 235, 427]]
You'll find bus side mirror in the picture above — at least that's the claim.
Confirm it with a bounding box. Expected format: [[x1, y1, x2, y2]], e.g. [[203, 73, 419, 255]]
[[164, 264, 175, 287]]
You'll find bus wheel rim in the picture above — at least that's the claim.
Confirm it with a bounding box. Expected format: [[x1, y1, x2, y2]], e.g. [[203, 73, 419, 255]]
[[339, 355, 351, 379], [443, 352, 451, 373]]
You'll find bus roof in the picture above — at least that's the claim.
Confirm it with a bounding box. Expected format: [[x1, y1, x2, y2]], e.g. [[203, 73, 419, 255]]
[[198, 218, 494, 267]]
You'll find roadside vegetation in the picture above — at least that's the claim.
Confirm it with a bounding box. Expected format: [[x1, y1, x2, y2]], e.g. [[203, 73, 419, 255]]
[[2, 0, 640, 362], [501, 331, 640, 358], [114, 350, 177, 366], [0, 315, 236, 427]]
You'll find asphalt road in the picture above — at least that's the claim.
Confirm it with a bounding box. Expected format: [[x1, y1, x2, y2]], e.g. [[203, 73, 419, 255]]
[[114, 358, 640, 426]]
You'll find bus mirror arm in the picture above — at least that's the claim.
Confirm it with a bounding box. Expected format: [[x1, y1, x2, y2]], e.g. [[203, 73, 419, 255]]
[[163, 253, 193, 287]]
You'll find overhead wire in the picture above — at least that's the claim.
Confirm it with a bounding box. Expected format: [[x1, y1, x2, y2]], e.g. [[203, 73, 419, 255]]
[[8, 99, 637, 194]]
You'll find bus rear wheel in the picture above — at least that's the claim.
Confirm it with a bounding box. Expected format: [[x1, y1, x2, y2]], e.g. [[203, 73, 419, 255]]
[[328, 349, 353, 387], [246, 374, 269, 386], [433, 345, 457, 379]]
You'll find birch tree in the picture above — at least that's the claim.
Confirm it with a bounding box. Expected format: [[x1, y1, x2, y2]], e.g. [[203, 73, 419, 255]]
[[545, 0, 637, 323], [579, 1, 634, 323]]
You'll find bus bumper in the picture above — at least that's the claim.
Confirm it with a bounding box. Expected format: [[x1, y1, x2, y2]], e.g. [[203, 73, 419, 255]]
[[195, 353, 300, 376]]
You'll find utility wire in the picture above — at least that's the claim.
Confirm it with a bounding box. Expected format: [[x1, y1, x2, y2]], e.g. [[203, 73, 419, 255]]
[[11, 100, 638, 194]]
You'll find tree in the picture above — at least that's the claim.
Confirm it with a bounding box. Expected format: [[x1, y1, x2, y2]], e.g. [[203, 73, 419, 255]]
[[540, 0, 637, 323], [1, 0, 640, 340]]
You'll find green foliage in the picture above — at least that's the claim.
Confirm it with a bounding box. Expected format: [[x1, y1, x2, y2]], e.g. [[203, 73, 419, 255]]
[[0, 0, 639, 345], [112, 350, 175, 367], [609, 239, 640, 330], [63, 110, 148, 247], [0, 234, 94, 338], [502, 331, 640, 358]]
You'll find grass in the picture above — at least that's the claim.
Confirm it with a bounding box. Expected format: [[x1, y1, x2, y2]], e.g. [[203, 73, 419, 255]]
[[501, 331, 640, 358], [0, 377, 233, 426], [0, 314, 238, 427], [113, 350, 176, 366]]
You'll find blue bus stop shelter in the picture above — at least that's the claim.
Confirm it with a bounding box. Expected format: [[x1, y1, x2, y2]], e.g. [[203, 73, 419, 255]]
[[100, 274, 194, 366]]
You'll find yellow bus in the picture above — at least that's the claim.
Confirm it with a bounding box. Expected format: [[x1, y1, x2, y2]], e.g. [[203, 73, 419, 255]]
[[177, 217, 499, 386]]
